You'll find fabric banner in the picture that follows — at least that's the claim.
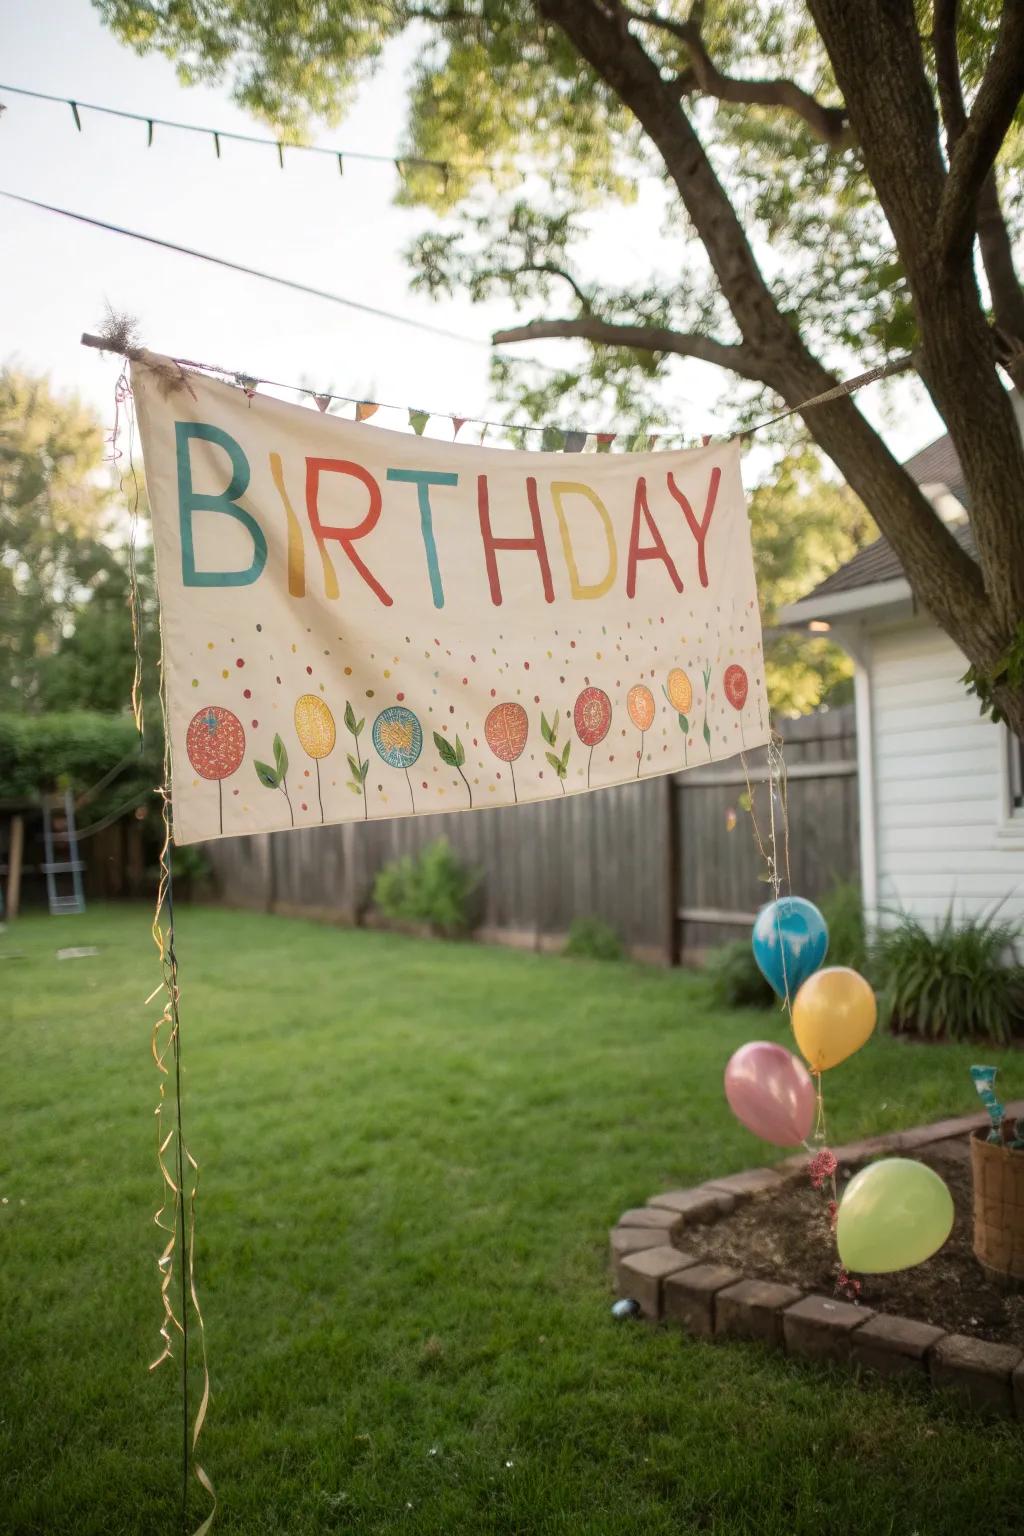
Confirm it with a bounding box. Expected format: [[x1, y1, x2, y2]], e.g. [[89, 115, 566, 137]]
[[132, 353, 769, 845]]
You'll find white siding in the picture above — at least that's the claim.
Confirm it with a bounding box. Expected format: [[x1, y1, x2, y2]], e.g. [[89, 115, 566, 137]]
[[867, 619, 1024, 928]]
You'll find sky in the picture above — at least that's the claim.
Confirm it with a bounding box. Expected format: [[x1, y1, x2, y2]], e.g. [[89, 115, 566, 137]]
[[1, 0, 947, 460]]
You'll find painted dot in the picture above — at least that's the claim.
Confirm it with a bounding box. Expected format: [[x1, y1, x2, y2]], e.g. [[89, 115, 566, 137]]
[[221, 669, 229, 679], [570, 641, 576, 648], [366, 689, 375, 698], [304, 769, 310, 778], [306, 665, 313, 675], [301, 803, 308, 811], [291, 643, 297, 653], [524, 661, 530, 670], [422, 781, 428, 790], [251, 719, 258, 728], [462, 677, 468, 685], [191, 678, 198, 688], [236, 657, 244, 668], [256, 624, 262, 632], [397, 692, 405, 702], [243, 688, 252, 700], [490, 688, 496, 697], [276, 676, 282, 685], [233, 788, 240, 796], [207, 642, 214, 650]]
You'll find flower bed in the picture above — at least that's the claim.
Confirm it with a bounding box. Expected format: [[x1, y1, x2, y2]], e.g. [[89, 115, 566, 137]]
[[611, 1106, 1024, 1419]]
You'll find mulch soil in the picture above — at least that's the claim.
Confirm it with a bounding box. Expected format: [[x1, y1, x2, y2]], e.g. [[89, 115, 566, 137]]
[[684, 1139, 1024, 1345]]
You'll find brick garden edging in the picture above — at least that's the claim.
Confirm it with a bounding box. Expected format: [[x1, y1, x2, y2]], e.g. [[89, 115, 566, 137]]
[[611, 1104, 1024, 1420]]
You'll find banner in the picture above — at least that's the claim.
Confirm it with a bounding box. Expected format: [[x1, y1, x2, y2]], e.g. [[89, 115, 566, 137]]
[[132, 354, 769, 845]]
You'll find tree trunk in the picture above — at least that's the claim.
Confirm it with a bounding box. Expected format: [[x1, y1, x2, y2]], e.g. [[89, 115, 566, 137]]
[[537, 0, 1024, 735]]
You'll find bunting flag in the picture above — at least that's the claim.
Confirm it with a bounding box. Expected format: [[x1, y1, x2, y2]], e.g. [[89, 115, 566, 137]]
[[564, 430, 587, 453], [451, 417, 468, 439], [409, 409, 430, 436], [131, 350, 768, 844], [541, 426, 565, 452], [312, 394, 332, 414], [596, 433, 616, 453], [355, 402, 379, 423]]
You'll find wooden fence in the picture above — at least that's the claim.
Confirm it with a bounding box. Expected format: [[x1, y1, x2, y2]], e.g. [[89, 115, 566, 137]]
[[207, 706, 858, 965]]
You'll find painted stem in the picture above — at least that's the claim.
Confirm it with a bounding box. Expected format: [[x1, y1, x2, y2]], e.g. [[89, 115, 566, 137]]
[[587, 743, 594, 788], [217, 779, 223, 835], [457, 764, 473, 809], [509, 759, 518, 804], [636, 729, 644, 778], [281, 775, 295, 827], [403, 766, 415, 813], [350, 727, 367, 821], [315, 760, 325, 824]]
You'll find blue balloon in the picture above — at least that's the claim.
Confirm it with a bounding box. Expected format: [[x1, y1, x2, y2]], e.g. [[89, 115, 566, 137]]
[[752, 897, 828, 999]]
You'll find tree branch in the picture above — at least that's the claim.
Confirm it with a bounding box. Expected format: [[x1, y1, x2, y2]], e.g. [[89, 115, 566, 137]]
[[622, 4, 850, 146], [936, 0, 1024, 263], [932, 0, 1024, 381], [518, 262, 593, 310], [491, 313, 762, 375]]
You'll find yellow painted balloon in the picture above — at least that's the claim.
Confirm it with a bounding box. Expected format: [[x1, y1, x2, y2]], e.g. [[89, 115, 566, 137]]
[[294, 694, 337, 759], [837, 1158, 954, 1273], [666, 667, 692, 715], [792, 965, 876, 1072]]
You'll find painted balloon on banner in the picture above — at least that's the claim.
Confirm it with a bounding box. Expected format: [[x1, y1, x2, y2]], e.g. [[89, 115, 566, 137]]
[[724, 1041, 816, 1146], [837, 1158, 954, 1273], [792, 965, 877, 1073], [751, 896, 828, 999]]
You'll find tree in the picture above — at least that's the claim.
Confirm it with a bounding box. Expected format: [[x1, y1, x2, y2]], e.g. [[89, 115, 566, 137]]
[[0, 366, 157, 715], [96, 0, 1024, 732]]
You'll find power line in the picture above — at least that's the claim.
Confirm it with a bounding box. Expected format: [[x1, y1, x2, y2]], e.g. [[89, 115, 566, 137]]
[[0, 187, 496, 347]]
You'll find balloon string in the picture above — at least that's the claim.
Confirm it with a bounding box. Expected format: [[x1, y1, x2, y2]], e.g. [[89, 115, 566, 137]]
[[741, 730, 794, 1028], [813, 1071, 828, 1143]]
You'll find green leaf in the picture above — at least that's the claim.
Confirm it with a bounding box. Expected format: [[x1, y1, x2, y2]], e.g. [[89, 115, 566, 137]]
[[561, 738, 571, 769], [454, 735, 466, 768], [344, 701, 357, 734], [678, 714, 688, 733], [356, 717, 365, 736], [433, 730, 458, 767], [273, 733, 288, 778], [703, 721, 712, 747], [347, 753, 362, 779], [545, 751, 561, 772], [347, 781, 363, 796], [541, 711, 554, 746], [360, 758, 369, 781], [254, 759, 280, 790]]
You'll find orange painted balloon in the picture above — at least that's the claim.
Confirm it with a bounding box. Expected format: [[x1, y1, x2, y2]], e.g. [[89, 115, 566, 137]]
[[485, 702, 529, 762], [627, 684, 656, 732]]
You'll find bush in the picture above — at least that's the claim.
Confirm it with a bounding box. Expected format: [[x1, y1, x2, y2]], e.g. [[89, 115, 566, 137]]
[[0, 711, 162, 824], [372, 838, 478, 937], [873, 907, 1024, 1045], [818, 879, 866, 972], [704, 939, 774, 1008], [563, 917, 624, 962]]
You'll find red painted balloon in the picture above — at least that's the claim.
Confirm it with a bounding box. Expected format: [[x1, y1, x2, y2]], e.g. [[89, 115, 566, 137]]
[[573, 686, 612, 747], [724, 664, 749, 712], [186, 706, 246, 781]]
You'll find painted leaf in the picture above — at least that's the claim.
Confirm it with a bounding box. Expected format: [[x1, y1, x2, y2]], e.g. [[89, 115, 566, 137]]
[[454, 735, 466, 768], [360, 758, 369, 781], [347, 782, 363, 796], [703, 721, 712, 747], [433, 730, 459, 767], [560, 738, 571, 769], [254, 759, 280, 790], [541, 712, 554, 746], [545, 751, 562, 772], [678, 714, 689, 733], [347, 753, 362, 779], [273, 733, 289, 778], [344, 701, 358, 734]]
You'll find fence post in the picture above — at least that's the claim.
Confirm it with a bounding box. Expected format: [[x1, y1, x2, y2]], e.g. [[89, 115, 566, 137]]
[[664, 774, 681, 966]]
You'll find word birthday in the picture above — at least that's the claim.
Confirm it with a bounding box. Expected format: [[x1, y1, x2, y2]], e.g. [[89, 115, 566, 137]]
[[132, 353, 768, 844], [176, 421, 722, 609]]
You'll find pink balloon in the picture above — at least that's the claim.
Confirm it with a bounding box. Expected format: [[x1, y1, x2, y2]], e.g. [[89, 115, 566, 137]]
[[724, 1041, 816, 1146]]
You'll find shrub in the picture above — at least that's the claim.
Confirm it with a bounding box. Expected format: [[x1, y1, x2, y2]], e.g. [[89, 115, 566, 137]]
[[704, 939, 774, 1009], [372, 838, 478, 937], [563, 916, 624, 962], [873, 907, 1024, 1045], [818, 879, 866, 972]]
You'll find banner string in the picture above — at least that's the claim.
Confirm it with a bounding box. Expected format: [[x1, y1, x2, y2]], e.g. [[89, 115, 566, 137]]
[[81, 330, 914, 450], [111, 370, 215, 1536]]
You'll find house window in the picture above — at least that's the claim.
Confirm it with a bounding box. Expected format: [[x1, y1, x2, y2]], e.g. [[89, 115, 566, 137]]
[[1010, 731, 1024, 816]]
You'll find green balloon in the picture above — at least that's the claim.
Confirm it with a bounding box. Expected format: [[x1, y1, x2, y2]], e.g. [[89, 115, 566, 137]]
[[836, 1157, 954, 1274]]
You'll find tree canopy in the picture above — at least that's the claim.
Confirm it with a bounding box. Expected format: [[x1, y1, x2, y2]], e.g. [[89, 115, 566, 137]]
[[96, 0, 1024, 732]]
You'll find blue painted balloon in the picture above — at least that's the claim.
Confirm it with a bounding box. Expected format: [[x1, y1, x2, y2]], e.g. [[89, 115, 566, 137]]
[[752, 897, 828, 1000]]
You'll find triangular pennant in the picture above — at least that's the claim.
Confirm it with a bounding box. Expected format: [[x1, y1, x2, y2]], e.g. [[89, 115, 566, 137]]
[[313, 394, 332, 414], [541, 426, 565, 452], [596, 433, 616, 453], [452, 417, 468, 439], [564, 430, 586, 453], [409, 408, 429, 436], [701, 433, 712, 447], [356, 402, 379, 422]]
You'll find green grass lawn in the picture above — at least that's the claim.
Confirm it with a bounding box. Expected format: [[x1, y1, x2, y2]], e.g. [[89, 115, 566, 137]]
[[2, 904, 1021, 1536]]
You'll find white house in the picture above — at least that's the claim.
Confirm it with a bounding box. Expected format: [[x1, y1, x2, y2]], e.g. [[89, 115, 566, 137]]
[[782, 419, 1024, 930]]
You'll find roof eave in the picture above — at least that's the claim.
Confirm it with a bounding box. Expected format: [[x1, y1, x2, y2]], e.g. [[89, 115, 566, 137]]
[[778, 575, 914, 627]]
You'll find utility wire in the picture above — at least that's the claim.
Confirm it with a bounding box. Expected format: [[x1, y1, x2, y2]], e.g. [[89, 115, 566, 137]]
[[0, 188, 496, 347]]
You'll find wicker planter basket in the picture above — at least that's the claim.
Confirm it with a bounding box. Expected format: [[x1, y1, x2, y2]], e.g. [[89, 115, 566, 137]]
[[970, 1127, 1024, 1286]]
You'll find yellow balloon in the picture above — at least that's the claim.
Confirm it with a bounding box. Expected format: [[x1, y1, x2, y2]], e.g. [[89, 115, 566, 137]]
[[294, 694, 337, 759], [792, 966, 876, 1072], [666, 667, 692, 714]]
